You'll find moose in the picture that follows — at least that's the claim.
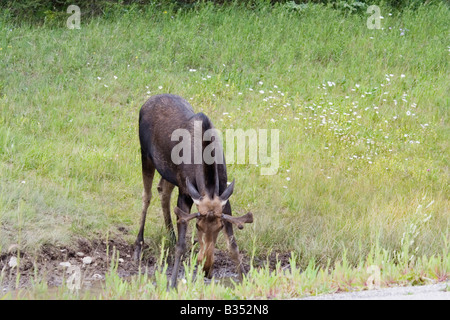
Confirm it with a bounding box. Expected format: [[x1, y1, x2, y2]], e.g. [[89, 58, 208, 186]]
[[133, 94, 253, 287]]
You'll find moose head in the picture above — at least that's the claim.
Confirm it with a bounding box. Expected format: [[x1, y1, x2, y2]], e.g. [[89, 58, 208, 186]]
[[174, 178, 253, 278]]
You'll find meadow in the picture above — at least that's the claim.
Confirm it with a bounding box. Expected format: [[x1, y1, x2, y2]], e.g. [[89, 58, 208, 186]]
[[0, 1, 449, 298]]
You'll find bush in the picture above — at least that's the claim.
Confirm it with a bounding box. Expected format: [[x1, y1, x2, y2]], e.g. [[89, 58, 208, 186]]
[[0, 0, 447, 22]]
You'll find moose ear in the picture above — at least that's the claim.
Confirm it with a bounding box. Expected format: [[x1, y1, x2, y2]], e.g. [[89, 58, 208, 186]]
[[186, 178, 202, 205], [219, 179, 235, 206]]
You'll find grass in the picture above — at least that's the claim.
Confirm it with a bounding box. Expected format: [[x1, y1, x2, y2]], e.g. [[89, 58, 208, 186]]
[[3, 239, 449, 299], [0, 2, 449, 298]]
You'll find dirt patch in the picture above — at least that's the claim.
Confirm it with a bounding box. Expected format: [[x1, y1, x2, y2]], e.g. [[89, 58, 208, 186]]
[[1, 238, 138, 291], [1, 237, 289, 292]]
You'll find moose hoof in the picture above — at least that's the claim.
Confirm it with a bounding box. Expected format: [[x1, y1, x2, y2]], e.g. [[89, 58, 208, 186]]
[[133, 243, 143, 262]]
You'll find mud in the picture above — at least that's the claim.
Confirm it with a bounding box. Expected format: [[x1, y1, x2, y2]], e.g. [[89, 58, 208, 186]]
[[1, 238, 138, 291], [0, 237, 291, 292]]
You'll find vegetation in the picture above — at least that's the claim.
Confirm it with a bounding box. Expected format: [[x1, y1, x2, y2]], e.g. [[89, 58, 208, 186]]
[[0, 1, 448, 298], [3, 241, 449, 299], [2, 0, 446, 24]]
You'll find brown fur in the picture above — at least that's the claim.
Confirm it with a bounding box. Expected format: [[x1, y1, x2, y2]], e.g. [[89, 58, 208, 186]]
[[133, 94, 252, 288]]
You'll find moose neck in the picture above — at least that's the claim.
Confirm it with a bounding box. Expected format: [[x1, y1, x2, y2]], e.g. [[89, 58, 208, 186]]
[[194, 161, 219, 199], [190, 112, 222, 199]]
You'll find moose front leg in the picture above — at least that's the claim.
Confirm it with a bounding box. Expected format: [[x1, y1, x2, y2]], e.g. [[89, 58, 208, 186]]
[[170, 194, 193, 288], [157, 178, 176, 245], [223, 221, 245, 279], [222, 202, 245, 279], [170, 218, 188, 288]]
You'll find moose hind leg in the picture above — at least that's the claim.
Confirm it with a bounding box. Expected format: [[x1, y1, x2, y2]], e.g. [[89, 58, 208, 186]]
[[133, 156, 155, 261], [157, 178, 176, 244]]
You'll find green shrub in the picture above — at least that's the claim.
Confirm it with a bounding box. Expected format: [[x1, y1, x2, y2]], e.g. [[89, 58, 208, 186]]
[[1, 0, 447, 22]]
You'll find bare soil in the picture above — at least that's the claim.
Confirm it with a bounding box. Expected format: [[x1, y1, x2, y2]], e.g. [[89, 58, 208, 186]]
[[0, 236, 290, 292]]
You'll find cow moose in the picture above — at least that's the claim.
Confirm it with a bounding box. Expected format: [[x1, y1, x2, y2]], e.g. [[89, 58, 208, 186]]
[[133, 94, 253, 288]]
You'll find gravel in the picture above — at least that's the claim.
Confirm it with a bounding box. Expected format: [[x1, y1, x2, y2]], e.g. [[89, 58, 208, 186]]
[[301, 282, 450, 300]]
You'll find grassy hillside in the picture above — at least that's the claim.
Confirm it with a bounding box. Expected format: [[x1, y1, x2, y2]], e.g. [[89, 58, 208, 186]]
[[0, 2, 448, 271]]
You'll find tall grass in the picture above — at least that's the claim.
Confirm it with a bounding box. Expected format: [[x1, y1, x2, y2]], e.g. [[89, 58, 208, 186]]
[[0, 1, 448, 276]]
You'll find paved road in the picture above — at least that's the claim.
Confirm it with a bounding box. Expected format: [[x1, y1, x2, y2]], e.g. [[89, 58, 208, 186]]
[[301, 282, 449, 300]]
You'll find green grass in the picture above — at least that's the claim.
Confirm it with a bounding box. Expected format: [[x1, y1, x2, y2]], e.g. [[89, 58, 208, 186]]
[[0, 2, 449, 297], [3, 240, 449, 299]]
